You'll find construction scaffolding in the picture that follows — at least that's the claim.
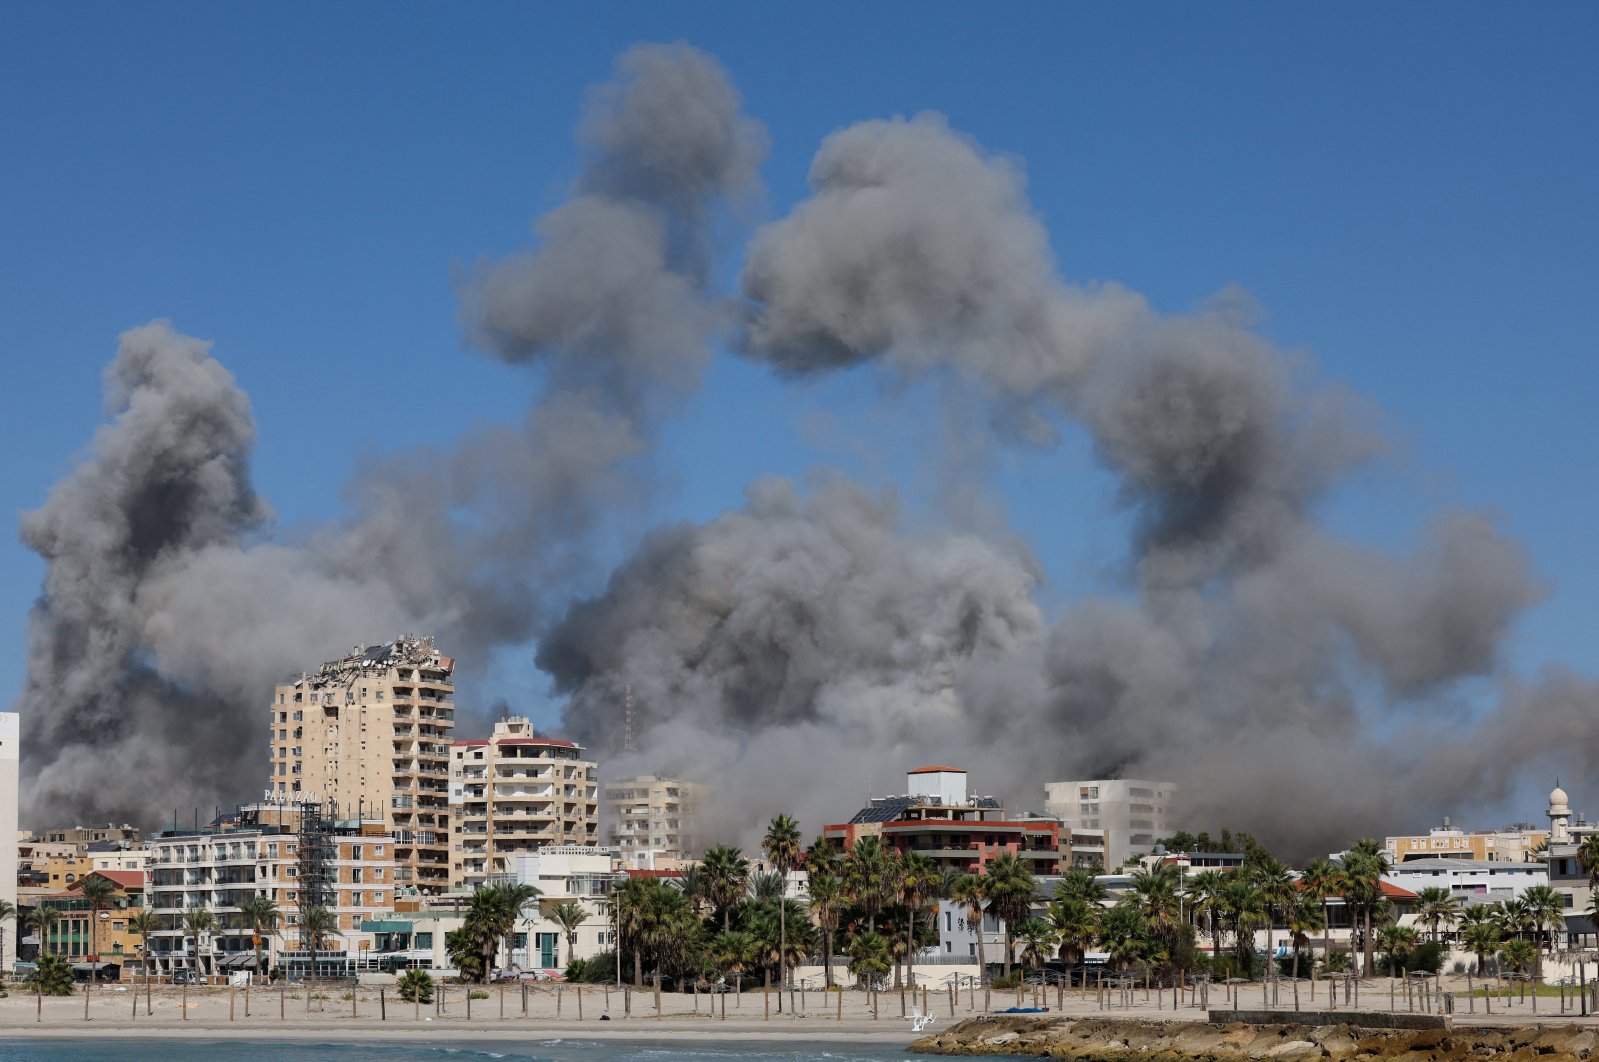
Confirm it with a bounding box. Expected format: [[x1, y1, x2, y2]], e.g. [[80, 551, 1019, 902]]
[[297, 800, 336, 958]]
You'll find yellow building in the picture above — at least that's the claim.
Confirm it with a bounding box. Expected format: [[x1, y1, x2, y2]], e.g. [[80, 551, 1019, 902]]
[[1385, 819, 1548, 863], [602, 775, 704, 863], [29, 870, 148, 970], [269, 637, 455, 894], [43, 854, 92, 890]]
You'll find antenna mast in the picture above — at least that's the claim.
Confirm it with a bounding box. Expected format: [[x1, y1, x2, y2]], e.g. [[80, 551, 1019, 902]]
[[623, 685, 637, 755]]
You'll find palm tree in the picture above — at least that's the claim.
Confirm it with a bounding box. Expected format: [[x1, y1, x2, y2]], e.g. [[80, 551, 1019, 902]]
[[1185, 870, 1226, 962], [397, 968, 434, 1003], [843, 836, 897, 933], [1098, 905, 1149, 972], [711, 929, 758, 1001], [846, 930, 891, 988], [547, 902, 590, 966], [78, 874, 118, 985], [1055, 868, 1109, 906], [1521, 885, 1564, 981], [1499, 937, 1538, 978], [26, 906, 61, 958], [807, 870, 845, 989], [1575, 833, 1599, 891], [637, 880, 693, 1002], [762, 814, 803, 1006], [30, 953, 76, 996], [183, 906, 217, 978], [1018, 917, 1057, 971], [1413, 886, 1460, 944], [1250, 858, 1296, 966], [1376, 923, 1418, 975], [1299, 858, 1339, 967], [1221, 875, 1265, 974], [750, 871, 787, 902], [127, 910, 160, 982], [238, 895, 280, 978], [984, 852, 1037, 978], [899, 851, 941, 989], [1125, 866, 1182, 963], [1048, 897, 1100, 985], [949, 874, 990, 984], [300, 906, 338, 976], [1339, 843, 1389, 977], [1285, 896, 1325, 980], [701, 845, 751, 933], [1462, 919, 1502, 977], [610, 875, 651, 987]]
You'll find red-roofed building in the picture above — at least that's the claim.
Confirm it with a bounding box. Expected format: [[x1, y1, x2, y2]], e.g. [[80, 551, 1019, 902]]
[[449, 715, 598, 890], [822, 767, 1063, 876]]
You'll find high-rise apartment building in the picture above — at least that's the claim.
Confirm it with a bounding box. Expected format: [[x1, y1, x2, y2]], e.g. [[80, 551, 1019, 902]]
[[601, 775, 703, 862], [1043, 778, 1176, 869], [449, 716, 599, 891], [268, 636, 455, 893]]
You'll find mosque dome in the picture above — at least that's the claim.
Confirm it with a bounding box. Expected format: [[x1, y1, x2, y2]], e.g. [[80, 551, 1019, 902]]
[[1550, 784, 1572, 815]]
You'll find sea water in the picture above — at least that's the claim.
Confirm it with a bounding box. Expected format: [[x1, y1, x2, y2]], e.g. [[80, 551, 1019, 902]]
[[0, 1039, 947, 1062]]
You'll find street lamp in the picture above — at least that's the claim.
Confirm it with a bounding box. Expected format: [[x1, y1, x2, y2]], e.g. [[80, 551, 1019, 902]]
[[612, 871, 630, 992]]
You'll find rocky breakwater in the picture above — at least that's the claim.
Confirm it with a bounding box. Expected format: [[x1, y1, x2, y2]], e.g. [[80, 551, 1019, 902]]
[[911, 1016, 1599, 1062]]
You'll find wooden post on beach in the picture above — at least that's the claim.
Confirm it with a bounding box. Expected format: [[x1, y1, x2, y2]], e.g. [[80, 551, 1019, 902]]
[[379, 987, 385, 1021], [722, 987, 728, 1021], [230, 986, 236, 1021], [281, 978, 286, 1020], [604, 983, 610, 1012], [557, 985, 562, 1019], [499, 984, 505, 1020], [466, 986, 472, 1021], [836, 988, 842, 1022], [36, 981, 42, 1023], [415, 985, 420, 1021], [872, 987, 879, 1020], [577, 985, 584, 1021], [923, 984, 928, 1016], [132, 978, 139, 1020], [624, 984, 631, 1018], [352, 984, 358, 1020], [985, 984, 992, 1013], [147, 972, 153, 1017], [949, 983, 956, 1017], [244, 981, 250, 1018], [764, 984, 770, 1021], [182, 980, 188, 1020], [1293, 979, 1300, 1011], [83, 981, 90, 1022]]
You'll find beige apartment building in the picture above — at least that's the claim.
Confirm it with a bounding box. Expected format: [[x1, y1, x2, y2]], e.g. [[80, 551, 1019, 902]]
[[449, 716, 599, 891], [1385, 817, 1548, 863], [268, 636, 455, 894], [601, 775, 703, 863]]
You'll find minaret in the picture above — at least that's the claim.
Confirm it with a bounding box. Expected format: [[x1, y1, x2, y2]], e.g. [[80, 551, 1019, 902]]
[[1549, 781, 1572, 844]]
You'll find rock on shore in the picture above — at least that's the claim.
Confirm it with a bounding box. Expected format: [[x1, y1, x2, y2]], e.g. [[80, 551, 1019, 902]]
[[911, 1016, 1599, 1062]]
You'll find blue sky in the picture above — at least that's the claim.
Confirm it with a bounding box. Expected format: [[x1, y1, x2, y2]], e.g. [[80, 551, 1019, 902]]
[[3, 4, 1596, 815]]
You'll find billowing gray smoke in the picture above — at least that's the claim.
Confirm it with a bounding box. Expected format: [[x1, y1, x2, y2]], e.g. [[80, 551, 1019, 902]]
[[19, 48, 1586, 854], [16, 43, 763, 825], [549, 109, 1572, 857]]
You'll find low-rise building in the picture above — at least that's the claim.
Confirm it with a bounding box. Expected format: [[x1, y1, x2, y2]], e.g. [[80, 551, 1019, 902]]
[[22, 870, 147, 972], [1386, 818, 1548, 864], [1043, 778, 1176, 869], [449, 717, 599, 891], [1383, 858, 1547, 901]]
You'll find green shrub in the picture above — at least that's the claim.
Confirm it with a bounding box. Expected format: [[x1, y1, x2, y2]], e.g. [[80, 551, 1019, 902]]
[[30, 954, 76, 996], [469, 989, 490, 1000], [989, 971, 1024, 990], [564, 950, 617, 983]]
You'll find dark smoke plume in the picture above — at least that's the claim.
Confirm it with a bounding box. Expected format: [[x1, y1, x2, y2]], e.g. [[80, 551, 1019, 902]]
[[17, 43, 763, 825]]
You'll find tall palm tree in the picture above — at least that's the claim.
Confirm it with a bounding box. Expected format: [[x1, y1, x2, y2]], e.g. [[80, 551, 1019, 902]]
[[127, 910, 160, 982], [300, 906, 338, 976], [78, 875, 118, 984], [1339, 842, 1389, 977], [843, 836, 896, 933], [1521, 885, 1564, 980], [1284, 896, 1325, 980], [1125, 866, 1182, 961], [1018, 917, 1057, 971], [1048, 897, 1100, 985], [711, 929, 758, 1002], [701, 845, 751, 933], [183, 906, 217, 977], [807, 870, 844, 989], [546, 902, 590, 966], [1185, 870, 1227, 961], [238, 895, 280, 978], [984, 852, 1036, 978], [762, 814, 803, 1007], [899, 851, 941, 989], [1575, 833, 1599, 891], [1097, 905, 1148, 972], [1250, 858, 1296, 965], [1055, 869, 1109, 906], [1299, 858, 1339, 967], [610, 875, 651, 987], [948, 874, 990, 984], [26, 906, 62, 958], [1221, 875, 1266, 973]]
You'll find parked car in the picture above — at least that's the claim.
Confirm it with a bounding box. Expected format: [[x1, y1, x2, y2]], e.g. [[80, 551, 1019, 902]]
[[172, 970, 199, 986]]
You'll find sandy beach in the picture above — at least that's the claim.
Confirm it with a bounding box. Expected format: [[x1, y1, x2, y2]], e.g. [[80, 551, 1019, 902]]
[[1, 974, 1594, 1044]]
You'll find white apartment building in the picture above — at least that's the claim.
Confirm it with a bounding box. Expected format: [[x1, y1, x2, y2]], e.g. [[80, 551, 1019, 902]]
[[601, 775, 702, 862], [1043, 778, 1176, 869], [0, 713, 18, 971], [449, 717, 599, 890], [269, 637, 455, 893], [1384, 858, 1547, 901], [145, 802, 399, 976]]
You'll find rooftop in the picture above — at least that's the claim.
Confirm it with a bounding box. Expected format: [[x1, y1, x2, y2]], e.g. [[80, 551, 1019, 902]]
[[1385, 858, 1545, 872], [909, 765, 965, 774]]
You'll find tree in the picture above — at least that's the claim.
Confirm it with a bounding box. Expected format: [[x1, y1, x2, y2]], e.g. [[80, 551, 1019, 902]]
[[984, 852, 1037, 978], [899, 851, 941, 990], [1462, 920, 1502, 976], [1097, 905, 1149, 972], [807, 870, 845, 989], [1284, 896, 1324, 980], [843, 836, 897, 933], [1521, 884, 1564, 980], [397, 968, 434, 1003], [1339, 842, 1389, 977], [183, 906, 217, 978], [1184, 870, 1226, 962], [461, 882, 540, 981], [948, 874, 990, 984], [238, 895, 280, 978], [1249, 858, 1296, 966], [547, 902, 590, 967], [1221, 875, 1265, 973], [762, 813, 803, 1008], [1048, 897, 1100, 985], [1499, 937, 1538, 978], [0, 900, 14, 974], [26, 906, 61, 957], [1414, 886, 1461, 945], [1376, 924, 1418, 975], [126, 910, 160, 982], [701, 845, 751, 933], [30, 953, 75, 996], [78, 875, 118, 985], [1125, 865, 1183, 965], [846, 930, 891, 988], [1055, 869, 1108, 906], [1576, 834, 1599, 890], [1299, 858, 1339, 967], [1018, 917, 1057, 971], [447, 927, 485, 981], [711, 930, 758, 1002], [610, 876, 651, 988], [300, 906, 338, 976]]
